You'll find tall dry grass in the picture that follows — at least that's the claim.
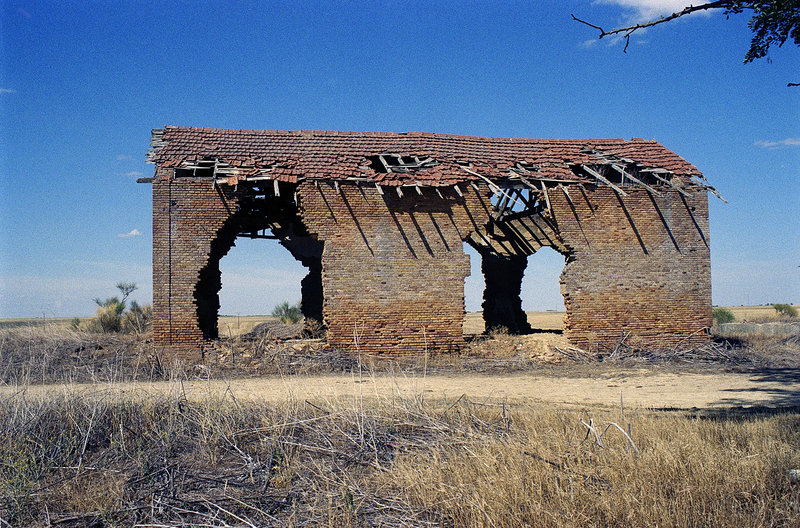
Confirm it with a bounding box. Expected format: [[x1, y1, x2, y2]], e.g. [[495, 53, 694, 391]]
[[0, 387, 798, 527], [0, 325, 164, 385]]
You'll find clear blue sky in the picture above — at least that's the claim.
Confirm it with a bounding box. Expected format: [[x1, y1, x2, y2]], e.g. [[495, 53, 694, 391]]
[[1, 0, 798, 317]]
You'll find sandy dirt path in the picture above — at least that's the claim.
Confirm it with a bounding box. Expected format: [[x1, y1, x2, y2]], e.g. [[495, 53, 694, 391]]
[[4, 370, 799, 409]]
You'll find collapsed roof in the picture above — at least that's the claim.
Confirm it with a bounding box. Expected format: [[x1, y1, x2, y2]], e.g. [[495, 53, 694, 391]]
[[146, 127, 710, 195]]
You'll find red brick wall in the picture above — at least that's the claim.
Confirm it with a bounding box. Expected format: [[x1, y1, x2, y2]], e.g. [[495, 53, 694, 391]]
[[548, 185, 712, 350], [152, 169, 239, 360], [150, 169, 712, 359], [297, 181, 484, 355]]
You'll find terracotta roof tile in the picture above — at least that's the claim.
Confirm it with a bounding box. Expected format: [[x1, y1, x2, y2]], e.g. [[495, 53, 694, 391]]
[[149, 127, 701, 185]]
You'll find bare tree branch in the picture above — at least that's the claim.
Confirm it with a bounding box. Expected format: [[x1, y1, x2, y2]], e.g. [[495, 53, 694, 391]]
[[573, 1, 734, 52], [573, 1, 798, 85], [574, 1, 733, 38]]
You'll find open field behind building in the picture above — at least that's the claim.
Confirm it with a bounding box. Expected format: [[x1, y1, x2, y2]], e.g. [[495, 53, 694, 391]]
[[3, 305, 796, 335]]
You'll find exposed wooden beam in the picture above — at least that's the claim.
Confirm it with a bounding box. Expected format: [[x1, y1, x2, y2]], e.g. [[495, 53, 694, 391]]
[[645, 171, 692, 197], [610, 164, 662, 196], [540, 181, 552, 213], [580, 165, 628, 196]]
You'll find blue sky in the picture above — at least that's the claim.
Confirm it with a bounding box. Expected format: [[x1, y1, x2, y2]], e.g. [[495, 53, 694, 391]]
[[1, 0, 798, 318]]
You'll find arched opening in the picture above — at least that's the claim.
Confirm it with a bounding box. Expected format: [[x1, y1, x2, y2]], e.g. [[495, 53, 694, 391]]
[[520, 246, 567, 332], [193, 183, 324, 340], [462, 242, 485, 335], [218, 236, 306, 320], [463, 242, 484, 313]]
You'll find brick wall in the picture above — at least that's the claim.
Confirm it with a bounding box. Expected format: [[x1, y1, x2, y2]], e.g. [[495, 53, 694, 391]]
[[297, 181, 484, 355], [152, 170, 240, 360], [547, 185, 712, 349], [150, 170, 712, 359]]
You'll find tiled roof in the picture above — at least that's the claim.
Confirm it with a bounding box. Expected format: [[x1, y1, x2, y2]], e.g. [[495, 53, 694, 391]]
[[148, 126, 701, 186]]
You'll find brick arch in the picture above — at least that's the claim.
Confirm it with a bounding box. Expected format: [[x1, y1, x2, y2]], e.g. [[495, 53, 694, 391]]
[[194, 212, 243, 340]]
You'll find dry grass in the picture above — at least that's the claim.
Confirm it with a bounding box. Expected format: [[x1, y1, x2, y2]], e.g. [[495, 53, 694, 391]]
[[0, 390, 797, 527], [0, 325, 163, 385], [1, 319, 799, 526], [2, 321, 799, 388], [724, 305, 800, 324]]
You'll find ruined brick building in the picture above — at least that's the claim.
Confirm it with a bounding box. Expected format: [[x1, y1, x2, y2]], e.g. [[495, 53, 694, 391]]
[[142, 127, 715, 360]]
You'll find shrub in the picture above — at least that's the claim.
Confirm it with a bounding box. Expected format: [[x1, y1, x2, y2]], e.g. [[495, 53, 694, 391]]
[[712, 307, 735, 325], [91, 297, 125, 332], [122, 301, 153, 333], [271, 301, 303, 324], [84, 283, 152, 334], [773, 304, 798, 318]]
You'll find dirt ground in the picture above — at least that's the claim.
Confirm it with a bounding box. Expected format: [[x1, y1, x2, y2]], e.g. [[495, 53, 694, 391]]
[[7, 367, 798, 411]]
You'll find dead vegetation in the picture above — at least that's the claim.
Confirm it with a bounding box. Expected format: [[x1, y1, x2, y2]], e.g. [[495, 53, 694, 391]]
[[1, 389, 798, 527], [1, 323, 799, 386], [1, 323, 799, 526]]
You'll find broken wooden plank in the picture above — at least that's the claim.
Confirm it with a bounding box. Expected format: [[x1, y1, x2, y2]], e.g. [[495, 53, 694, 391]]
[[690, 176, 728, 202], [460, 166, 518, 202], [643, 171, 692, 197], [242, 175, 274, 182], [580, 165, 628, 196], [610, 164, 663, 196], [540, 181, 552, 213]]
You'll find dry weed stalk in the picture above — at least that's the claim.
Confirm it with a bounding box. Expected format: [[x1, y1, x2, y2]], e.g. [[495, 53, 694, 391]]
[[0, 386, 798, 527]]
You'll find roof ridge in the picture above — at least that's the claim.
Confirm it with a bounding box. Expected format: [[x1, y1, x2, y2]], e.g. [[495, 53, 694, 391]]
[[160, 126, 634, 143]]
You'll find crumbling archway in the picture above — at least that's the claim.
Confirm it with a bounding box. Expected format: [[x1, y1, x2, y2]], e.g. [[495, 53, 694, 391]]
[[465, 179, 571, 335], [191, 181, 324, 341], [520, 246, 567, 329]]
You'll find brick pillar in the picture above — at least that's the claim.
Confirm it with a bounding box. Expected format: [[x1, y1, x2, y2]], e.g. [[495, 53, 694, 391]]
[[481, 253, 533, 334], [152, 174, 238, 361], [297, 181, 481, 356]]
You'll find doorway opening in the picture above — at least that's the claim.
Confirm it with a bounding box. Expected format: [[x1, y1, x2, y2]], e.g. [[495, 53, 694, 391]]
[[520, 246, 566, 333], [193, 182, 324, 340], [217, 236, 307, 336]]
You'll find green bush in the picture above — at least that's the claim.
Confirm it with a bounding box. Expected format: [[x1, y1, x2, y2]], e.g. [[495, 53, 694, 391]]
[[773, 303, 798, 318], [712, 308, 735, 325], [271, 301, 303, 324]]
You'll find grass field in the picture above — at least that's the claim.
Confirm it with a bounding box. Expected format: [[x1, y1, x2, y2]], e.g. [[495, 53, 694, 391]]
[[1, 389, 798, 527], [3, 305, 796, 334], [1, 308, 798, 526]]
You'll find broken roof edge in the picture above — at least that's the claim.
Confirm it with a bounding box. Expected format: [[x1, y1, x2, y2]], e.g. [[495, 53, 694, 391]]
[[145, 126, 704, 187]]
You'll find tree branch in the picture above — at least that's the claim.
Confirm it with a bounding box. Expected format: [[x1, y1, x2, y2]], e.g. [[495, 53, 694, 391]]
[[573, 1, 735, 52], [574, 1, 798, 86], [574, 1, 733, 38]]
